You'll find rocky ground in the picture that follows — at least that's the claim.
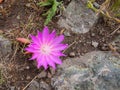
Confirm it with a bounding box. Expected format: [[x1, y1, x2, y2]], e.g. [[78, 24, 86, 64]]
[[0, 0, 120, 90]]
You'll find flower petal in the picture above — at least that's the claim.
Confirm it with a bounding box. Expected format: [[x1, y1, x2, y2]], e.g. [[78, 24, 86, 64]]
[[49, 55, 62, 65], [36, 55, 43, 68], [25, 47, 41, 53], [37, 59, 42, 69], [53, 35, 64, 44], [25, 27, 68, 70], [47, 30, 55, 42], [25, 47, 35, 52], [37, 30, 42, 44], [37, 62, 42, 69], [49, 30, 56, 39], [48, 60, 56, 69], [52, 44, 68, 51], [42, 26, 49, 42], [51, 51, 65, 56], [29, 53, 39, 60], [30, 35, 40, 45], [45, 56, 56, 69], [37, 55, 48, 69], [42, 55, 48, 70], [16, 38, 30, 44]]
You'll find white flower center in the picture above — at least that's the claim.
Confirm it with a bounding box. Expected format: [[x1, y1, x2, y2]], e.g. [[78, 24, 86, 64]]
[[41, 44, 51, 55]]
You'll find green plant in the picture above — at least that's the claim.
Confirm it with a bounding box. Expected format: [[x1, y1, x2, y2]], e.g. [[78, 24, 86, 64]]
[[111, 0, 120, 17], [87, 0, 120, 23], [87, 0, 98, 12], [37, 0, 62, 25], [0, 70, 4, 84]]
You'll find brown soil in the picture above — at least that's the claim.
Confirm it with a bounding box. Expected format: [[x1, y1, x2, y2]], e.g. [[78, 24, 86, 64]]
[[0, 0, 119, 90]]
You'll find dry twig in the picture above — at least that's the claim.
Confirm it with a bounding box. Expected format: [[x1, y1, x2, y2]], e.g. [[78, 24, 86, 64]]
[[110, 25, 120, 35], [22, 74, 39, 90]]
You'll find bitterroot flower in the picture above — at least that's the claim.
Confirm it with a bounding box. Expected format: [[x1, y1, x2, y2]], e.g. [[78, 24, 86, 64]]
[[25, 26, 68, 69]]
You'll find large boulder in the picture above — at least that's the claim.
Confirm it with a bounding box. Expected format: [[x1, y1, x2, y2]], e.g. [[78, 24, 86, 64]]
[[0, 35, 12, 57], [51, 51, 120, 90], [58, 0, 98, 34]]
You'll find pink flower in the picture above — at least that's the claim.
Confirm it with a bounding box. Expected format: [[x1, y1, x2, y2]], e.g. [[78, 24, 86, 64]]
[[25, 26, 68, 69]]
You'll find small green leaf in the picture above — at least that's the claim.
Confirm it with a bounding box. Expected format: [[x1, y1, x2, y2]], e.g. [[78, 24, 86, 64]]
[[37, 1, 52, 7], [38, 0, 62, 25], [87, 1, 98, 12]]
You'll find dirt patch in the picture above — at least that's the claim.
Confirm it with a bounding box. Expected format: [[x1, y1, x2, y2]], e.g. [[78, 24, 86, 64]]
[[0, 0, 119, 90]]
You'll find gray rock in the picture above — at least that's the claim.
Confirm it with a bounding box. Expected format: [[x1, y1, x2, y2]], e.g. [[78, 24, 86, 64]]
[[93, 2, 100, 9], [27, 80, 51, 90], [51, 51, 120, 90], [37, 71, 47, 78], [27, 80, 39, 90], [0, 35, 12, 56], [110, 35, 120, 52], [10, 86, 15, 90], [58, 0, 98, 34], [39, 81, 52, 90]]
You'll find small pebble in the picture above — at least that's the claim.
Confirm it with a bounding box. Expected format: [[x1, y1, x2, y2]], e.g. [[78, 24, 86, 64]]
[[47, 72, 52, 78], [111, 42, 116, 46], [117, 31, 120, 34], [64, 31, 71, 36], [93, 2, 100, 9], [26, 76, 31, 80], [16, 15, 20, 19], [26, 3, 31, 7], [26, 66, 30, 69], [0, 30, 3, 34], [69, 52, 75, 57], [91, 33, 95, 37], [92, 41, 99, 48], [101, 44, 109, 51], [10, 86, 15, 90]]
